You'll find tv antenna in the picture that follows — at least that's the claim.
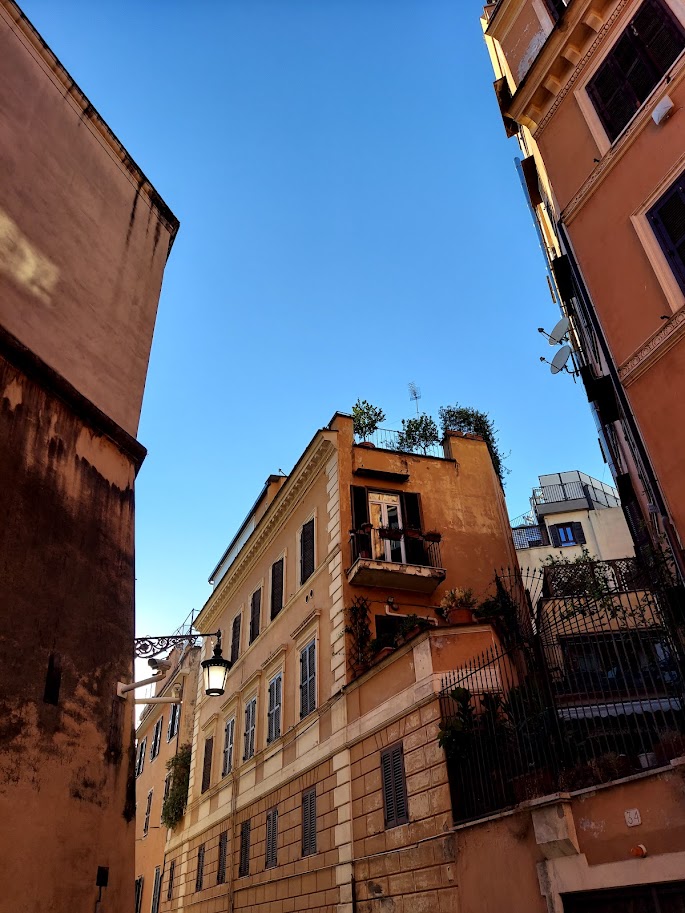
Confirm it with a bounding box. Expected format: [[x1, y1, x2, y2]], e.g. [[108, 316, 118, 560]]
[[538, 316, 570, 346], [408, 382, 421, 414]]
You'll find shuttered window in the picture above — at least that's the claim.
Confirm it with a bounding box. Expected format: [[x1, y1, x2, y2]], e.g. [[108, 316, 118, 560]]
[[167, 702, 180, 741], [166, 861, 175, 901], [230, 613, 242, 664], [150, 717, 163, 760], [587, 0, 685, 142], [265, 808, 279, 868], [271, 558, 284, 619], [195, 844, 205, 892], [299, 640, 316, 719], [134, 877, 144, 913], [243, 698, 256, 760], [135, 737, 147, 777], [217, 831, 228, 884], [163, 774, 171, 802], [239, 820, 251, 877], [222, 718, 235, 776], [143, 790, 153, 835], [300, 518, 315, 584], [201, 737, 213, 794], [151, 867, 162, 913], [648, 170, 685, 295], [549, 522, 586, 547], [249, 588, 261, 644], [301, 788, 317, 856], [381, 743, 409, 828], [267, 673, 282, 743]]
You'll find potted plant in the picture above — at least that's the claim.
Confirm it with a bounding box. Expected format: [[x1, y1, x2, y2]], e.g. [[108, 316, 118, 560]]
[[436, 588, 477, 624], [404, 527, 422, 540], [423, 530, 442, 543], [396, 413, 440, 455], [352, 399, 385, 446], [379, 526, 403, 542]]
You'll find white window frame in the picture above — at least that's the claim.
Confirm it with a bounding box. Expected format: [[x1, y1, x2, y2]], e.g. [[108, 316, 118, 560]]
[[368, 491, 406, 563], [243, 697, 257, 761], [143, 789, 153, 836], [150, 717, 163, 760], [222, 717, 235, 776], [167, 701, 180, 742]]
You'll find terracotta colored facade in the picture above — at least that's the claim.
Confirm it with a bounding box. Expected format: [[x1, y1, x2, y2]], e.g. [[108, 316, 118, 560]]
[[0, 3, 178, 910], [482, 0, 685, 578], [153, 413, 516, 913]]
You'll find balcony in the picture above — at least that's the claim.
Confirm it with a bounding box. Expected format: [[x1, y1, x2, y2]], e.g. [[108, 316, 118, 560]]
[[532, 471, 620, 517], [347, 527, 446, 593]]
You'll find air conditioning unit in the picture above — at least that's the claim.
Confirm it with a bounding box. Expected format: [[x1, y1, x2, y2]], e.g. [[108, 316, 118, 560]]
[[652, 95, 674, 126]]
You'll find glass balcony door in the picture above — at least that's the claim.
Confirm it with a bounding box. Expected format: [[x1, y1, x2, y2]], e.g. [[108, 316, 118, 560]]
[[369, 492, 406, 564]]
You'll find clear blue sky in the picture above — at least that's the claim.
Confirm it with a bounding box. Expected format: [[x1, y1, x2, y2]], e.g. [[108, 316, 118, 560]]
[[23, 0, 608, 637]]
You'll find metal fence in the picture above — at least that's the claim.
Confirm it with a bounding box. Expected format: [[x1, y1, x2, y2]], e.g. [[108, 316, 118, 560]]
[[356, 427, 445, 459], [439, 564, 685, 823], [350, 527, 442, 569]]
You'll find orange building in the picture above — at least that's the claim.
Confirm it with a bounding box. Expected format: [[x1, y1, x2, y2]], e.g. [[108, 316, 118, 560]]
[[153, 412, 517, 913], [0, 2, 178, 910], [481, 0, 685, 580]]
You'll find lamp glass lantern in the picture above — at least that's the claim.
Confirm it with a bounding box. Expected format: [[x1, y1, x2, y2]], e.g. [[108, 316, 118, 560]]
[[201, 631, 231, 697]]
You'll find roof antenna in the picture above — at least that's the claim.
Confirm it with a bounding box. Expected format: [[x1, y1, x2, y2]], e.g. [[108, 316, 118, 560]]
[[408, 382, 421, 415]]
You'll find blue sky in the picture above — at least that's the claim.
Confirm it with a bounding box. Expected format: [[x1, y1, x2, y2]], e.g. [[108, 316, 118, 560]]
[[22, 0, 609, 637]]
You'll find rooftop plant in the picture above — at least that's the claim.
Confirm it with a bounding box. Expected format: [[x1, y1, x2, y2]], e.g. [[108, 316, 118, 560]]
[[396, 413, 440, 455], [352, 399, 385, 442], [439, 403, 508, 484]]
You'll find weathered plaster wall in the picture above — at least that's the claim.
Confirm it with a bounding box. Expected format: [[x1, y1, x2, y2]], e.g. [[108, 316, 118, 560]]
[[0, 354, 137, 911], [0, 3, 177, 436]]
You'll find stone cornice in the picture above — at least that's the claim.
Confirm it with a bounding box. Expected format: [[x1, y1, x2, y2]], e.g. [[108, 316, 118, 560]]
[[619, 309, 685, 386], [561, 55, 685, 223], [195, 433, 337, 634]]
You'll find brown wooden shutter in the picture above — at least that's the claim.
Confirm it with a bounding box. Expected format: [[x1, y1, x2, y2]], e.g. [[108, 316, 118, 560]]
[[401, 492, 425, 565], [521, 156, 542, 207], [167, 861, 175, 901], [300, 519, 315, 584], [551, 255, 574, 304], [270, 558, 284, 619], [381, 743, 409, 827], [201, 738, 213, 794], [230, 614, 241, 664], [634, 0, 685, 73], [265, 808, 278, 868], [549, 525, 562, 548], [195, 845, 205, 892], [302, 788, 317, 856], [571, 522, 586, 545], [300, 641, 316, 718], [351, 485, 369, 527], [217, 832, 228, 885], [249, 588, 261, 643], [239, 820, 250, 877]]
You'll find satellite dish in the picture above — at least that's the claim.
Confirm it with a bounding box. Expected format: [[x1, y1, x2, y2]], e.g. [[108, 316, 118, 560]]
[[548, 316, 570, 345], [550, 345, 572, 374]]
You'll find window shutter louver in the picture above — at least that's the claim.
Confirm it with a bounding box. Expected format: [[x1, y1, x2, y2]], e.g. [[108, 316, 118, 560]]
[[195, 845, 205, 892], [381, 751, 396, 825], [400, 491, 426, 565], [217, 831, 228, 884], [271, 558, 284, 619], [300, 641, 316, 718], [299, 649, 307, 718], [549, 525, 562, 548], [134, 877, 144, 913], [244, 699, 256, 760], [351, 486, 369, 527], [572, 522, 586, 545], [540, 525, 550, 546], [381, 744, 409, 828], [275, 674, 282, 738], [239, 820, 250, 877], [144, 790, 153, 835], [266, 808, 278, 868], [222, 718, 234, 776], [167, 861, 175, 901], [634, 0, 685, 72], [300, 519, 315, 584], [152, 867, 162, 913], [249, 588, 261, 644], [231, 614, 241, 664], [302, 788, 317, 856], [391, 746, 408, 822], [201, 738, 213, 794]]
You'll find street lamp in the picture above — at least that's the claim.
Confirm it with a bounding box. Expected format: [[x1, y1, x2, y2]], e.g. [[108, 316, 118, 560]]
[[201, 630, 231, 697]]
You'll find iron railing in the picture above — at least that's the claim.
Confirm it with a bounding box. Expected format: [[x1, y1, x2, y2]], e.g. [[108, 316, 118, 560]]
[[512, 525, 549, 550], [355, 427, 445, 459], [532, 480, 620, 510], [350, 527, 443, 570], [439, 564, 685, 823]]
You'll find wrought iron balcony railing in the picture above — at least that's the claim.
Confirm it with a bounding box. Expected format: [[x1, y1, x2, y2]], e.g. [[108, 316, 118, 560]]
[[350, 526, 443, 570]]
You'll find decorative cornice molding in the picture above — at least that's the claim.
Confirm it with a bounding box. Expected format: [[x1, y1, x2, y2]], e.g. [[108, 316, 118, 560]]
[[195, 434, 336, 633], [290, 610, 320, 642], [619, 309, 685, 386]]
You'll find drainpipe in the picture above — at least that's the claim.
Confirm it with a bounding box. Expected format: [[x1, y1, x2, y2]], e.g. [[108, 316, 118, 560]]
[[558, 221, 685, 583]]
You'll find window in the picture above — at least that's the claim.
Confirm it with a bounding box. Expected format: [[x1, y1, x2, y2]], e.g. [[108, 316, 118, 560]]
[[544, 0, 570, 20], [271, 557, 284, 619], [587, 0, 685, 142], [150, 717, 163, 761], [239, 820, 251, 877], [648, 168, 685, 295], [230, 613, 242, 664], [381, 743, 409, 828], [550, 522, 586, 547], [267, 673, 282, 743], [301, 788, 317, 856], [243, 698, 256, 760], [351, 486, 427, 566], [195, 844, 205, 892], [249, 587, 262, 644], [167, 702, 180, 741], [166, 861, 175, 902], [135, 737, 147, 777], [201, 737, 213, 794], [299, 640, 316, 719], [143, 790, 153, 836], [300, 518, 315, 584], [563, 881, 685, 912], [217, 831, 228, 885], [134, 877, 144, 913], [265, 808, 278, 868], [222, 717, 235, 776], [151, 868, 162, 913]]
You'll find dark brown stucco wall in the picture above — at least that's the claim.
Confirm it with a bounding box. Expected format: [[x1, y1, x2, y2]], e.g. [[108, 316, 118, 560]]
[[0, 351, 137, 912]]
